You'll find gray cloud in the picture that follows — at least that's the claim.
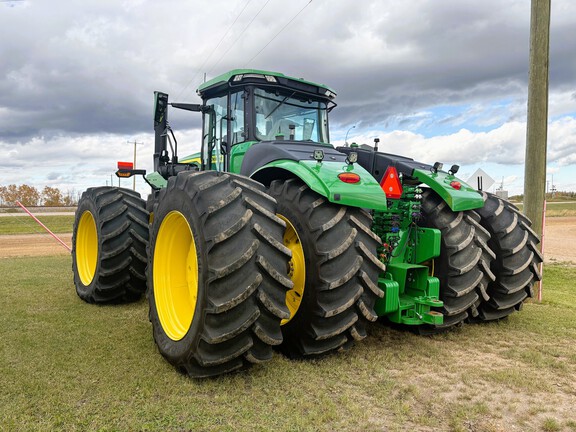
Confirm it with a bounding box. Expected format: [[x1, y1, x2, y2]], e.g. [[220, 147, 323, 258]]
[[1, 0, 574, 142]]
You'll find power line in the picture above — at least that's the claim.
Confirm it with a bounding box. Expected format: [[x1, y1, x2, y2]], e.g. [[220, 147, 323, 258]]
[[181, 0, 315, 97], [244, 0, 313, 67], [203, 0, 273, 79], [175, 0, 254, 100]]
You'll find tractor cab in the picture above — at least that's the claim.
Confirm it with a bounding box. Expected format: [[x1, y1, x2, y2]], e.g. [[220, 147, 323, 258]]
[[152, 70, 336, 180], [197, 69, 335, 146]]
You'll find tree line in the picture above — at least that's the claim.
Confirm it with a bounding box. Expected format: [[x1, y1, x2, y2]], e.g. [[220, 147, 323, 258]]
[[0, 184, 78, 207]]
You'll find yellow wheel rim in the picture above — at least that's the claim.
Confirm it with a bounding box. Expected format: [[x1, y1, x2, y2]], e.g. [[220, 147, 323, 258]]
[[76, 210, 98, 286], [153, 211, 199, 341], [278, 214, 305, 325]]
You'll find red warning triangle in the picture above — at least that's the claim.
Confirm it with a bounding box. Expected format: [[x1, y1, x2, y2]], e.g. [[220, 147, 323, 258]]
[[380, 166, 403, 199]]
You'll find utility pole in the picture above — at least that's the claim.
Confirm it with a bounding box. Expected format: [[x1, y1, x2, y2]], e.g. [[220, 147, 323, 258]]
[[523, 0, 551, 239], [127, 140, 144, 191]]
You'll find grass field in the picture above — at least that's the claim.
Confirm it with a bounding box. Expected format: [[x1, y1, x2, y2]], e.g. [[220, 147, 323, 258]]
[[1, 256, 575, 431], [0, 215, 74, 235], [512, 201, 576, 217]]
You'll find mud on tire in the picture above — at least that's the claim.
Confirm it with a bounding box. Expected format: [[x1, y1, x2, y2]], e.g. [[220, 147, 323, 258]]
[[72, 187, 149, 303]]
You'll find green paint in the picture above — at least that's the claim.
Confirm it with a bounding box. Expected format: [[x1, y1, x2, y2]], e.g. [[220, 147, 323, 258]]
[[375, 263, 443, 325], [253, 159, 388, 211], [179, 152, 201, 165], [371, 183, 444, 325], [412, 168, 484, 211], [229, 141, 256, 174], [145, 172, 167, 189], [375, 275, 400, 315], [414, 228, 441, 264]]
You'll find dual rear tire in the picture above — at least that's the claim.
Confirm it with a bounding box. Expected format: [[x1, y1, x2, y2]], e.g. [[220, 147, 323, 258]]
[[473, 192, 543, 320], [269, 178, 384, 357], [72, 187, 149, 303], [72, 174, 293, 378], [148, 174, 383, 373], [420, 190, 542, 330]]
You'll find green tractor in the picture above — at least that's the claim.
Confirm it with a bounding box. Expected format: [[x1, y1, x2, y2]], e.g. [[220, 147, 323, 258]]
[[72, 69, 542, 378]]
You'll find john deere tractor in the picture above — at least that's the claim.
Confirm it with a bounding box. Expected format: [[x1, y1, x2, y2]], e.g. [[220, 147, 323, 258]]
[[72, 69, 542, 378]]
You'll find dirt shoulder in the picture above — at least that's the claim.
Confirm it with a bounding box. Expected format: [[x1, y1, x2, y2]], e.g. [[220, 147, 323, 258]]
[[0, 233, 72, 258], [543, 216, 576, 264], [0, 217, 574, 264]]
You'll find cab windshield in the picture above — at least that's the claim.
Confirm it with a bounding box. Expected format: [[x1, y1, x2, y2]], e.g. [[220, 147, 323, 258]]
[[254, 88, 329, 143]]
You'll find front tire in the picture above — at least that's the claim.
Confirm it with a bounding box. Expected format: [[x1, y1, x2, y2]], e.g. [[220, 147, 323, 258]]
[[268, 178, 384, 357], [147, 172, 291, 378], [72, 187, 149, 303]]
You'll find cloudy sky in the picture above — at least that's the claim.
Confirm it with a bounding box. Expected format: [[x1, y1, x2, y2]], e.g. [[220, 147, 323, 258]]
[[1, 0, 575, 199]]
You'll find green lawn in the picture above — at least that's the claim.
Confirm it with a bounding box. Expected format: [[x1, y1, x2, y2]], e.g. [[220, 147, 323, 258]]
[[545, 201, 576, 217], [1, 256, 575, 431], [0, 215, 75, 235], [512, 201, 576, 217]]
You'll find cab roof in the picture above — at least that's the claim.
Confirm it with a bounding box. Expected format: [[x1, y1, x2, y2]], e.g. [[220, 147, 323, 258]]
[[196, 69, 336, 100]]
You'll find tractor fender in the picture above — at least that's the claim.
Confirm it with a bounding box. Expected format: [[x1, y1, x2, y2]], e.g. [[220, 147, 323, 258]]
[[252, 160, 388, 211], [336, 146, 483, 212], [411, 168, 484, 212], [241, 141, 387, 211], [239, 141, 343, 177]]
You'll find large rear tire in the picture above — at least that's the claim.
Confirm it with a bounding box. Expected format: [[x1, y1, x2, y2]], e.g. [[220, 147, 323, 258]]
[[268, 178, 384, 357], [72, 187, 149, 303], [472, 192, 543, 320], [147, 171, 291, 378], [420, 189, 495, 329]]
